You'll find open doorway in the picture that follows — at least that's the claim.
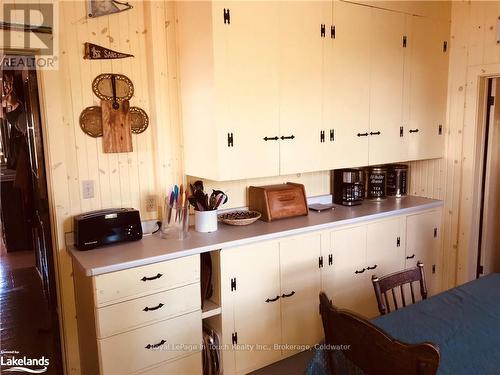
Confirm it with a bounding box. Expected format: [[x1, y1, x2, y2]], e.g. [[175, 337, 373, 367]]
[[476, 77, 500, 277], [1, 55, 62, 374]]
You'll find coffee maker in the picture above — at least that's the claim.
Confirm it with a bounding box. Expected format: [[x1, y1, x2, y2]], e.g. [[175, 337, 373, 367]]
[[332, 169, 364, 206]]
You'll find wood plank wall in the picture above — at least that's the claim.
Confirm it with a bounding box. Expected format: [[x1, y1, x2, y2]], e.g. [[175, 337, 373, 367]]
[[409, 1, 500, 289], [4, 2, 181, 373], [5, 1, 499, 373]]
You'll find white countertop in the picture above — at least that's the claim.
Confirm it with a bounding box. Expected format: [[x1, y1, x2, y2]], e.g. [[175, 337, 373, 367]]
[[68, 196, 443, 276]]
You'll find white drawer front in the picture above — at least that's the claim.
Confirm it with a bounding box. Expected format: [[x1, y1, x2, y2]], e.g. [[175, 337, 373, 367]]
[[137, 352, 202, 375], [94, 255, 200, 305], [99, 310, 202, 375], [96, 283, 201, 338]]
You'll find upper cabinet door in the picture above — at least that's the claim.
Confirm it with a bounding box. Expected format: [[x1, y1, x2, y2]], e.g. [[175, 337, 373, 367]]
[[323, 1, 371, 169], [368, 8, 405, 165], [278, 1, 331, 175], [215, 2, 281, 180], [405, 16, 449, 161]]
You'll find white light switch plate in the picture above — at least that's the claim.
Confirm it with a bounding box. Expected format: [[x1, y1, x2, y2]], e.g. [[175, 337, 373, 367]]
[[82, 180, 94, 199]]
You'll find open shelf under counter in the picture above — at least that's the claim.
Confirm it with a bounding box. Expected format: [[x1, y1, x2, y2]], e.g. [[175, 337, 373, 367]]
[[202, 299, 222, 319]]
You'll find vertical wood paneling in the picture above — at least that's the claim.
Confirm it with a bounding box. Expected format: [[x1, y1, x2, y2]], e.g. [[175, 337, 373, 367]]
[[32, 2, 184, 373]]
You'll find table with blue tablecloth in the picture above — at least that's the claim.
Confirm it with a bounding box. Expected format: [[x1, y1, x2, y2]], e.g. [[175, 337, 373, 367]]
[[306, 273, 500, 375]]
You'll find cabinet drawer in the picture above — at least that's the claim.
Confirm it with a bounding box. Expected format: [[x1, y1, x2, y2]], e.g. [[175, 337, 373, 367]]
[[98, 310, 202, 375], [96, 283, 201, 338], [94, 255, 200, 305], [137, 352, 202, 375]]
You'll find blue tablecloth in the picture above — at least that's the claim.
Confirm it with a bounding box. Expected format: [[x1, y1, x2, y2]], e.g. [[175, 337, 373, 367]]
[[306, 274, 500, 375]]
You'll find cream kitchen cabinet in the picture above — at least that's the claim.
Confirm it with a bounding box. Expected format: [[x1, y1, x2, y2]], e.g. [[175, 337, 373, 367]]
[[278, 1, 332, 175], [177, 1, 328, 181], [279, 234, 323, 354], [220, 233, 322, 374], [403, 15, 449, 161], [406, 209, 442, 295], [321, 216, 405, 318], [178, 1, 450, 181], [72, 255, 202, 375], [176, 1, 281, 181], [220, 241, 283, 375]]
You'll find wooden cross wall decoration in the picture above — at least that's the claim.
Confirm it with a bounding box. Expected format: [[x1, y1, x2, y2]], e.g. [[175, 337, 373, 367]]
[[79, 73, 149, 153]]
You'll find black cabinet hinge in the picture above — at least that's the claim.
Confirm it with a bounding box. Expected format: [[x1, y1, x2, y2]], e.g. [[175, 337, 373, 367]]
[[432, 264, 436, 274], [320, 130, 325, 143], [328, 254, 333, 266], [403, 35, 407, 48], [230, 277, 236, 291], [227, 132, 234, 147], [434, 228, 438, 238], [330, 129, 335, 142], [488, 96, 495, 106], [443, 40, 447, 52], [397, 236, 401, 247], [331, 25, 336, 39], [400, 126, 404, 137], [232, 332, 238, 345], [223, 8, 230, 24], [438, 124, 443, 135], [320, 24, 325, 38], [319, 256, 324, 268]]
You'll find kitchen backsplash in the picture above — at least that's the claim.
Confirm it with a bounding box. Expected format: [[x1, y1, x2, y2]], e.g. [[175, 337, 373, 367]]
[[187, 171, 330, 209]]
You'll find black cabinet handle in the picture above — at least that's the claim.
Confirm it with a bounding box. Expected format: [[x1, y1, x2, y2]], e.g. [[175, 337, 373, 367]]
[[141, 273, 163, 282], [143, 303, 164, 312], [263, 136, 279, 141], [145, 339, 166, 349], [265, 296, 280, 303], [280, 135, 295, 140], [281, 291, 295, 298], [409, 129, 419, 133], [370, 131, 381, 136], [357, 132, 369, 137], [406, 254, 415, 259], [355, 268, 366, 274], [367, 264, 377, 270]]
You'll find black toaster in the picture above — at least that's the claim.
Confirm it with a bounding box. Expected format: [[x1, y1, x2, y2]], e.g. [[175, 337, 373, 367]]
[[74, 208, 142, 250]]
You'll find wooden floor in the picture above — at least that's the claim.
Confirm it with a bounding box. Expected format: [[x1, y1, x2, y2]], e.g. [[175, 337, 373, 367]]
[[0, 250, 61, 374], [249, 350, 315, 375]]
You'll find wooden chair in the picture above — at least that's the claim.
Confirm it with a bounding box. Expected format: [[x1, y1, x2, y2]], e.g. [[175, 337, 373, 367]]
[[319, 292, 440, 375], [372, 262, 428, 316]]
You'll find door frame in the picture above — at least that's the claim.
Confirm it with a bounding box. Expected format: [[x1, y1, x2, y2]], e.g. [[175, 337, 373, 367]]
[[456, 63, 500, 284], [2, 49, 66, 373]]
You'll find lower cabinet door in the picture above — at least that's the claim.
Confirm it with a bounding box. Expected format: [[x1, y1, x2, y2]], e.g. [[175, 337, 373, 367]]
[[221, 242, 282, 374], [98, 310, 202, 374], [366, 217, 405, 276], [137, 352, 202, 375], [328, 226, 372, 317], [406, 209, 442, 295], [279, 234, 322, 356]]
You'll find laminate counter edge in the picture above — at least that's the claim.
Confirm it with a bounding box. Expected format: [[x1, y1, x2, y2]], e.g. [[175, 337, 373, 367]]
[[68, 196, 443, 276]]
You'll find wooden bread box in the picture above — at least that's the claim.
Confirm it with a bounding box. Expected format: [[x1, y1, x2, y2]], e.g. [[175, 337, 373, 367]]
[[248, 183, 308, 222]]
